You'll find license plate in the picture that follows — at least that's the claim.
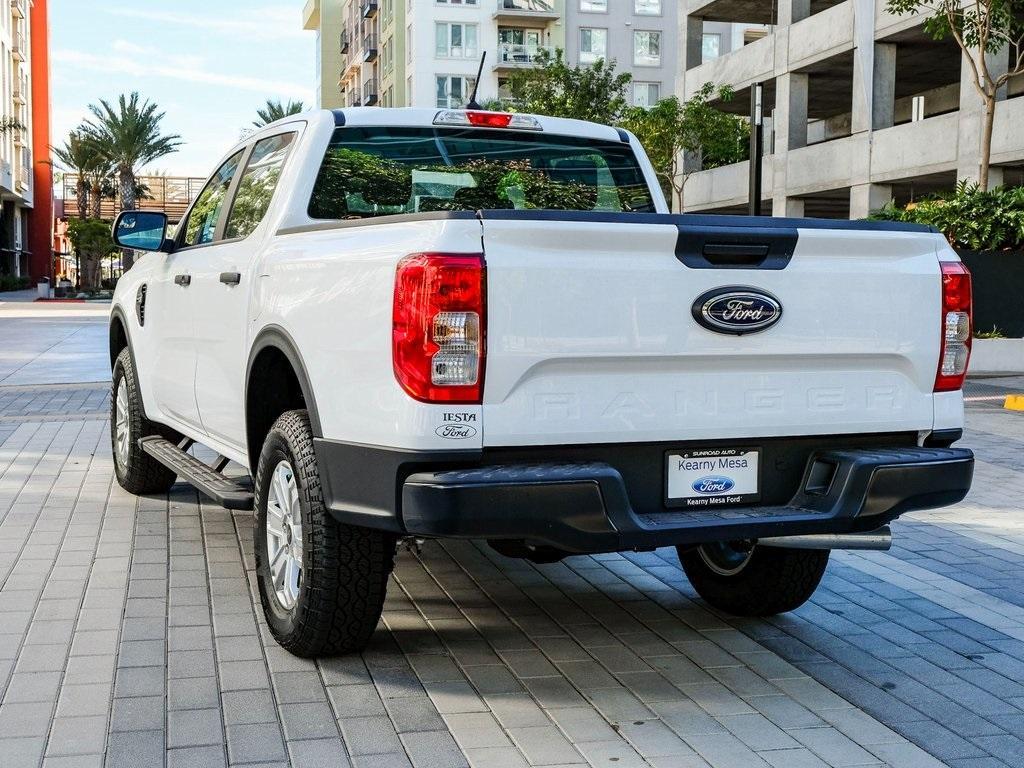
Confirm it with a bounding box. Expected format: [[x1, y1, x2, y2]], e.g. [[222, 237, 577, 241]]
[[666, 448, 760, 508]]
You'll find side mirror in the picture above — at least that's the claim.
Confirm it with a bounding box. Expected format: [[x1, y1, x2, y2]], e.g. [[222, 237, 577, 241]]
[[112, 211, 172, 253]]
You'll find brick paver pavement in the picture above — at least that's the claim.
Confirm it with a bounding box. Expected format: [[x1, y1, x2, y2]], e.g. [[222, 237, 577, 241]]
[[1, 372, 1023, 767]]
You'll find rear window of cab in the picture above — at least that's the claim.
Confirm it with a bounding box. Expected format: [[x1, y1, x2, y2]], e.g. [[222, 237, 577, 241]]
[[307, 126, 656, 220]]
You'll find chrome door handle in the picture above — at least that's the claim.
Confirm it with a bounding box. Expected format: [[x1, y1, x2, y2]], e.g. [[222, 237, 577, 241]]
[[219, 272, 241, 285], [174, 274, 191, 287]]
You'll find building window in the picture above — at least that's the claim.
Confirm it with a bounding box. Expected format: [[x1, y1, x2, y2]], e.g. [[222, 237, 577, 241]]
[[436, 0, 477, 4], [407, 76, 413, 105], [702, 33, 721, 61], [633, 30, 661, 66], [579, 28, 607, 64], [436, 74, 476, 108], [579, 0, 606, 10], [633, 82, 660, 107], [436, 22, 478, 58], [407, 24, 413, 62], [634, 0, 661, 14]]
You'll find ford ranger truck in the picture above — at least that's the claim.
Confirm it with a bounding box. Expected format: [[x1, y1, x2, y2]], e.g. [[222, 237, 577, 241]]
[[108, 108, 974, 657]]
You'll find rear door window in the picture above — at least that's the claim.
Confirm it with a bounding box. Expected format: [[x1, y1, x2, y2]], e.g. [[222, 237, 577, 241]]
[[308, 126, 655, 220], [225, 133, 297, 240]]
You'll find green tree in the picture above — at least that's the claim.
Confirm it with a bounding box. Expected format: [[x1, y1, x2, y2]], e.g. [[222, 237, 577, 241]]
[[66, 218, 115, 291], [619, 83, 749, 211], [254, 99, 305, 128], [885, 0, 1024, 190], [82, 93, 181, 268], [504, 48, 632, 124]]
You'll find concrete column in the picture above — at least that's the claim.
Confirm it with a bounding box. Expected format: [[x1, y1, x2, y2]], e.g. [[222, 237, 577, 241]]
[[682, 16, 704, 75], [850, 183, 893, 219], [850, 0, 878, 135], [773, 196, 805, 217], [776, 73, 809, 151], [777, 0, 810, 25], [872, 43, 897, 130]]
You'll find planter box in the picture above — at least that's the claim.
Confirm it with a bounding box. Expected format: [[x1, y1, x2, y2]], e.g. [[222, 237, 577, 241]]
[[970, 338, 1024, 376], [957, 250, 1024, 338]]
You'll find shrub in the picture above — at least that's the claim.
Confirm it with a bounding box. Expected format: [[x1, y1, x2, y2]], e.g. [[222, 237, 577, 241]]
[[870, 182, 1024, 251], [0, 275, 31, 292]]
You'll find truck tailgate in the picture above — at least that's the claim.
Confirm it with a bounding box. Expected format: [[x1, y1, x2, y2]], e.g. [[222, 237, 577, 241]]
[[480, 213, 943, 447]]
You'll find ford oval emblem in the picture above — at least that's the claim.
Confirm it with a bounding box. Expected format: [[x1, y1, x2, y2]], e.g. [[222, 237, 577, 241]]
[[692, 476, 736, 495], [692, 287, 782, 335], [435, 424, 478, 440]]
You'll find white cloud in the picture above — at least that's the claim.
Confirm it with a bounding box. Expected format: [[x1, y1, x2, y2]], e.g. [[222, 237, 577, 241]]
[[104, 6, 308, 41], [51, 49, 313, 102]]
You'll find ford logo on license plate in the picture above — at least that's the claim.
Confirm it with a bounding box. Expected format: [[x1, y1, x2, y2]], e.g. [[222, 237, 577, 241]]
[[692, 475, 736, 495], [692, 287, 782, 335]]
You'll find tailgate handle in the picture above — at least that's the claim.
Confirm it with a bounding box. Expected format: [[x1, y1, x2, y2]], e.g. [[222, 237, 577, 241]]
[[701, 243, 770, 266]]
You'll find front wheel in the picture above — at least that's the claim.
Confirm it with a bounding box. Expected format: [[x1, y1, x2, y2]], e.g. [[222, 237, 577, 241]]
[[254, 410, 396, 657], [677, 541, 829, 616], [111, 348, 177, 495]]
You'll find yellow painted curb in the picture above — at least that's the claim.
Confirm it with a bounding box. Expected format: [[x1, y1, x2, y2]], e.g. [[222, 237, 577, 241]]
[[1004, 395, 1024, 411]]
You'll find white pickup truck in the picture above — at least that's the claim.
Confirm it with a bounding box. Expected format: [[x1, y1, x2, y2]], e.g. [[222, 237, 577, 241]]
[[109, 107, 974, 657]]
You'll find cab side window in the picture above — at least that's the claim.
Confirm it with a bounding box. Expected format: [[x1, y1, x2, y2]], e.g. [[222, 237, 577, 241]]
[[181, 151, 244, 247], [225, 133, 297, 240]]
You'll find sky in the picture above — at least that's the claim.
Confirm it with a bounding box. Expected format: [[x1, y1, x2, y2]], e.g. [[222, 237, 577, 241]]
[[50, 1, 316, 176]]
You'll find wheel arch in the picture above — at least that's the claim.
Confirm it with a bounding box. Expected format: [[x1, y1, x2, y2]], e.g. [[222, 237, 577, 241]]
[[245, 325, 323, 474]]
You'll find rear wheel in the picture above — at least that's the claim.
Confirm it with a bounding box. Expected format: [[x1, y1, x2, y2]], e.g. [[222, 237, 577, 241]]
[[677, 541, 829, 616], [111, 348, 177, 495], [254, 410, 396, 657]]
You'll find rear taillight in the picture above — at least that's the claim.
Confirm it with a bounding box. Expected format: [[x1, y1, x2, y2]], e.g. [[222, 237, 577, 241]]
[[393, 253, 486, 403], [934, 261, 972, 392]]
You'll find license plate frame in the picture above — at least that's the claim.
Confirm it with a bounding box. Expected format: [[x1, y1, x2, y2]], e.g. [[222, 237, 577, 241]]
[[664, 447, 762, 509]]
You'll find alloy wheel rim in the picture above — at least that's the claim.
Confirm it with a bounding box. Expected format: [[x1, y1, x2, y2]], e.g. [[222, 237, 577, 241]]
[[698, 541, 754, 577], [114, 378, 130, 470], [266, 460, 303, 610]]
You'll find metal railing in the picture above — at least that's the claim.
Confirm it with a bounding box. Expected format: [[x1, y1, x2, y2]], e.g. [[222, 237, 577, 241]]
[[363, 79, 379, 106], [496, 0, 556, 12], [361, 0, 378, 18], [340, 29, 350, 54], [363, 34, 378, 61], [497, 43, 554, 65]]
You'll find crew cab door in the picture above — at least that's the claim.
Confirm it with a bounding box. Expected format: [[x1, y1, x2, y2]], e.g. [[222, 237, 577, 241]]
[[152, 150, 244, 431], [191, 132, 297, 453]]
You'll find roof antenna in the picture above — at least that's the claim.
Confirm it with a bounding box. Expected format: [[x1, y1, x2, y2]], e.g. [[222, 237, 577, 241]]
[[465, 51, 487, 110]]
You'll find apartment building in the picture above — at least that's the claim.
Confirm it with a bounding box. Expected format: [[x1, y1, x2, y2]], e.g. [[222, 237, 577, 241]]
[[304, 0, 390, 109], [563, 0, 677, 108], [0, 0, 43, 280], [679, 0, 1024, 219]]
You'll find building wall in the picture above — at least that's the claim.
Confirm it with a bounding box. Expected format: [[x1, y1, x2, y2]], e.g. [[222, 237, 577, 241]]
[[29, 0, 51, 282], [679, 0, 1024, 219], [0, 0, 35, 279], [563, 0, 677, 107]]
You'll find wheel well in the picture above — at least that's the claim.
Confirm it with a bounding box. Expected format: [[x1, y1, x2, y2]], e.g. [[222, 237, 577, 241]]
[[246, 346, 307, 474], [109, 315, 128, 369]]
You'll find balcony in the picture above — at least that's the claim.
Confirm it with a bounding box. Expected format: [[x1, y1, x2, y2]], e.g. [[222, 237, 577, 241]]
[[361, 0, 378, 19], [363, 78, 379, 107], [10, 0, 25, 19], [494, 0, 559, 22], [12, 32, 25, 62], [363, 34, 378, 62], [340, 30, 350, 54], [12, 85, 25, 105], [494, 43, 555, 70]]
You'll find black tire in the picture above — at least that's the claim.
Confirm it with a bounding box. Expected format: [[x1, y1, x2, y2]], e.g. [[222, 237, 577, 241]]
[[254, 410, 396, 657], [111, 348, 177, 495], [677, 542, 829, 616]]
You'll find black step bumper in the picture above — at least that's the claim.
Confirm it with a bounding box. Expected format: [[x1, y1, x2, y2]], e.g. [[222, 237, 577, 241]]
[[398, 446, 973, 553]]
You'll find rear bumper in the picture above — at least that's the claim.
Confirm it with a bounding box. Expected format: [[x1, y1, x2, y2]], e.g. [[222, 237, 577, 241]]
[[314, 436, 972, 554], [400, 447, 973, 552]]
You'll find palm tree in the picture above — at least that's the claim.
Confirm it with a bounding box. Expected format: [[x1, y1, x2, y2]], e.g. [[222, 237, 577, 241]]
[[254, 99, 305, 128], [52, 129, 111, 219], [82, 93, 181, 213]]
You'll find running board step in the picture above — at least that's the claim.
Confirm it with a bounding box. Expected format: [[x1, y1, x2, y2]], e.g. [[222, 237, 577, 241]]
[[139, 436, 254, 510]]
